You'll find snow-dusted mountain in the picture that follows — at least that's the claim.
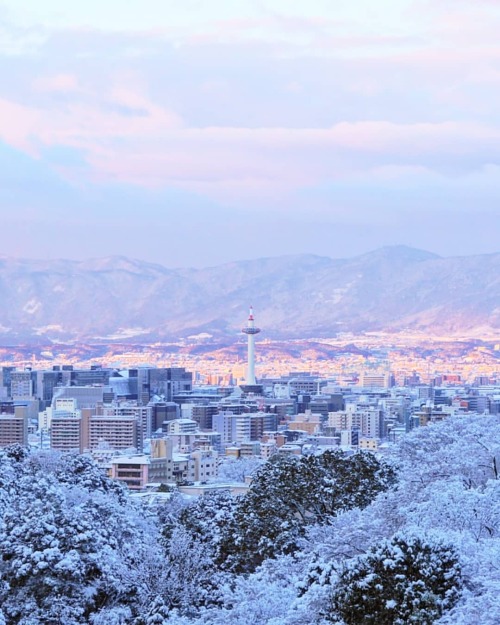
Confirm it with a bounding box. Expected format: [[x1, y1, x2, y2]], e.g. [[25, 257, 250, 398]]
[[0, 246, 498, 342]]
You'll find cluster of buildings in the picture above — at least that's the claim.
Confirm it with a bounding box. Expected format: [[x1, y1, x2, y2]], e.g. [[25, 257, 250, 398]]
[[0, 310, 498, 492]]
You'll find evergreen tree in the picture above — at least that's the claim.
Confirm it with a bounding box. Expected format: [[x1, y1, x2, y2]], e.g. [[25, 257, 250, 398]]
[[330, 534, 462, 625], [221, 450, 395, 573]]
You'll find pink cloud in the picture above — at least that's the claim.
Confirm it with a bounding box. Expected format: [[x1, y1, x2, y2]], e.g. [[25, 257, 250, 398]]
[[0, 98, 40, 154], [0, 78, 498, 205], [78, 120, 500, 204], [0, 87, 182, 157], [33, 73, 79, 93]]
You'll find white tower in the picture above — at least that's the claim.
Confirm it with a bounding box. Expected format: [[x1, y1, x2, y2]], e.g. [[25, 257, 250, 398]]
[[241, 306, 261, 386]]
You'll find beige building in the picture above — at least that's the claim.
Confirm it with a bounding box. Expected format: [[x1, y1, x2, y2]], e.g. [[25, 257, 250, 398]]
[[50, 400, 89, 453], [98, 403, 152, 441], [328, 405, 362, 431], [359, 372, 394, 388], [277, 443, 302, 455], [111, 455, 150, 491], [260, 440, 277, 459], [358, 437, 380, 451], [110, 438, 217, 491], [50, 417, 83, 452], [0, 413, 28, 447], [226, 446, 241, 458], [239, 441, 261, 458], [288, 411, 321, 435], [88, 415, 138, 451], [415, 409, 448, 427], [50, 409, 91, 453], [329, 406, 383, 439], [51, 407, 140, 454]]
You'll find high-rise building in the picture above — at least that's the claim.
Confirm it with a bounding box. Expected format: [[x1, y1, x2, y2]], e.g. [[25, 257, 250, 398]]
[[88, 415, 138, 451], [140, 368, 193, 403], [0, 412, 28, 447], [50, 410, 88, 453], [212, 410, 277, 448], [97, 403, 152, 442], [0, 367, 15, 397], [191, 404, 219, 430], [149, 401, 180, 433], [10, 371, 33, 399], [50, 406, 141, 453]]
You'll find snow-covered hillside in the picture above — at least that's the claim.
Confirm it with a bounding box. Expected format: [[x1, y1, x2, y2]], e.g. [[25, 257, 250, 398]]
[[0, 246, 498, 342]]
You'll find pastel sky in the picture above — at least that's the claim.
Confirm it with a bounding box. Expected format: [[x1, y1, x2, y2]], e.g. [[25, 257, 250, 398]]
[[0, 0, 499, 267]]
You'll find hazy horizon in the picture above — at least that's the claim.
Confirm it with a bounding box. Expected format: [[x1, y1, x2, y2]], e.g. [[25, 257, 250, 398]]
[[0, 243, 498, 271]]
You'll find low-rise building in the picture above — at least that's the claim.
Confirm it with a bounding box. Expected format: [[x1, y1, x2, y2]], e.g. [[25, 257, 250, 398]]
[[288, 410, 321, 435], [111, 455, 150, 491], [358, 437, 380, 451]]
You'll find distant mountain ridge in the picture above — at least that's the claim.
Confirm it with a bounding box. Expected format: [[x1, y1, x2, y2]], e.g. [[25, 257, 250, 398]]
[[0, 246, 498, 342]]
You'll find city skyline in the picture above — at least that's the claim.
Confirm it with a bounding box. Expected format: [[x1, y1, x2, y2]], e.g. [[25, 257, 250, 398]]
[[1, 1, 499, 266]]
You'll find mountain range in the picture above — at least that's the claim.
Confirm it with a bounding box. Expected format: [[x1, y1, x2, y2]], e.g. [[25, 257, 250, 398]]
[[0, 246, 498, 343]]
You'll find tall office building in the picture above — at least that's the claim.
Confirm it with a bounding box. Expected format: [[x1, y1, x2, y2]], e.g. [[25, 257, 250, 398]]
[[149, 401, 180, 433], [10, 371, 33, 399], [0, 367, 15, 398], [139, 368, 193, 403], [212, 411, 277, 448]]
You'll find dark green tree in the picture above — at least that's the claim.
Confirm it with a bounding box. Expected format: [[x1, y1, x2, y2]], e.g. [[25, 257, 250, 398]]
[[330, 534, 462, 625], [221, 450, 396, 573]]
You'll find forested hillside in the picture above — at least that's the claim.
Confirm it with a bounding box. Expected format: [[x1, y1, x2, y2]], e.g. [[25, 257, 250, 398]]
[[1, 415, 499, 624]]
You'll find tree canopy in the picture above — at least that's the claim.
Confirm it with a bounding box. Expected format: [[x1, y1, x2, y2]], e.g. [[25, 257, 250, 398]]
[[1, 415, 499, 624]]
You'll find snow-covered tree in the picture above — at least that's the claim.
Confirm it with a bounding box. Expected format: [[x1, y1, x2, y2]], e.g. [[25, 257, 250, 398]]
[[28, 450, 129, 501], [394, 415, 500, 489], [221, 450, 395, 573], [215, 456, 263, 483], [134, 596, 170, 625], [297, 416, 500, 624], [176, 490, 237, 566], [0, 447, 162, 624], [329, 533, 462, 625], [161, 525, 230, 614], [2, 414, 500, 624]]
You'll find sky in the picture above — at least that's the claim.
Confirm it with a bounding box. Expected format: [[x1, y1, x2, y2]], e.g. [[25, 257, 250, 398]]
[[0, 0, 499, 267]]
